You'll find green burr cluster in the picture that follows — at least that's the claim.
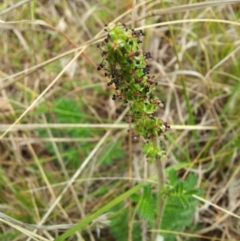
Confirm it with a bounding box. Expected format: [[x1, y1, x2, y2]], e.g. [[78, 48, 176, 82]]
[[97, 23, 169, 160]]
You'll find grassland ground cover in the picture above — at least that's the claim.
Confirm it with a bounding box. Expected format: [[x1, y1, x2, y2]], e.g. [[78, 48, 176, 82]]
[[0, 0, 240, 241]]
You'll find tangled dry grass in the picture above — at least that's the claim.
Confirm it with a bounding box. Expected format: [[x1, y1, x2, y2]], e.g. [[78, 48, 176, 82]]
[[0, 0, 240, 241]]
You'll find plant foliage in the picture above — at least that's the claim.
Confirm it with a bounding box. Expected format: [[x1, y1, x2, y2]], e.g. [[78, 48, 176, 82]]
[[97, 22, 170, 160]]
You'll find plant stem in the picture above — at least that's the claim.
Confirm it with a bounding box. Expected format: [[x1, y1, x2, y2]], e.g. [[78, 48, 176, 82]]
[[128, 118, 133, 241], [152, 139, 165, 241]]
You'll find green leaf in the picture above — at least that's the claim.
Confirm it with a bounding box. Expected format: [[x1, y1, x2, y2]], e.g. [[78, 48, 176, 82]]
[[160, 173, 200, 241], [100, 140, 124, 166], [168, 169, 177, 186], [110, 205, 141, 241], [136, 184, 155, 224]]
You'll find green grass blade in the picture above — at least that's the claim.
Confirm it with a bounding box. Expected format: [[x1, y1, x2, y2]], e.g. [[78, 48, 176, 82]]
[[54, 183, 144, 241]]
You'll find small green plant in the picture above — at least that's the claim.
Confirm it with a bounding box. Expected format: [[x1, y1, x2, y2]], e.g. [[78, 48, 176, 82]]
[[37, 98, 96, 168], [137, 171, 199, 241], [97, 23, 170, 150], [97, 22, 170, 240], [36, 98, 123, 169], [97, 23, 199, 241], [108, 170, 199, 241]]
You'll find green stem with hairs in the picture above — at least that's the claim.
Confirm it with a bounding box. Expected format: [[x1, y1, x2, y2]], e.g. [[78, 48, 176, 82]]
[[153, 152, 165, 241]]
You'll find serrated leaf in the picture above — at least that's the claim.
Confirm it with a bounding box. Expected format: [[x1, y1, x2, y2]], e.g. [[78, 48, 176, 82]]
[[161, 173, 200, 241], [130, 193, 140, 202], [136, 185, 155, 224], [168, 169, 178, 186], [110, 205, 141, 241]]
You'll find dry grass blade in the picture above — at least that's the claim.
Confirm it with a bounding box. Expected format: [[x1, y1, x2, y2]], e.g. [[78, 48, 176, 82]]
[[136, 18, 240, 31], [0, 217, 51, 241], [193, 194, 240, 220], [0, 0, 33, 16], [0, 123, 218, 131], [140, 0, 240, 18]]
